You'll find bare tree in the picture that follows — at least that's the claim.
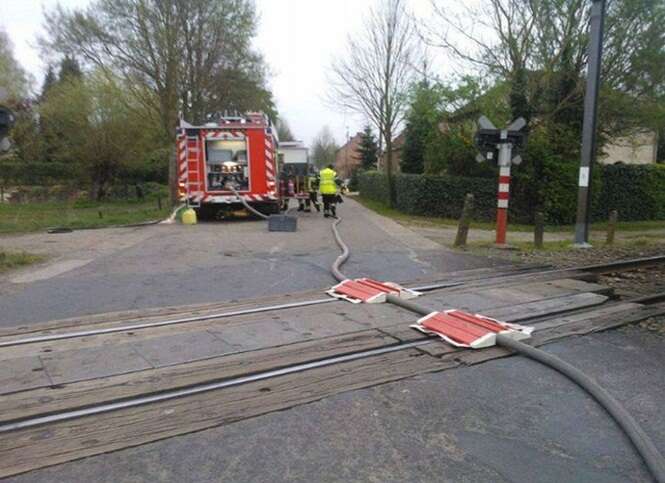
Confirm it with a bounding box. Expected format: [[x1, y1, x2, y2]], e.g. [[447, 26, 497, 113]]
[[311, 126, 338, 168], [329, 0, 420, 206]]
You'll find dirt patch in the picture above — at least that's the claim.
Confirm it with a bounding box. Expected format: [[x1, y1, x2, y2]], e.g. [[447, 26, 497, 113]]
[[469, 243, 664, 269], [462, 243, 665, 299], [600, 266, 665, 298]]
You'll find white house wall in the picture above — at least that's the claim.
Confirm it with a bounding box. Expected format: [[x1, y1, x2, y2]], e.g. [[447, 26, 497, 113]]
[[600, 130, 658, 165]]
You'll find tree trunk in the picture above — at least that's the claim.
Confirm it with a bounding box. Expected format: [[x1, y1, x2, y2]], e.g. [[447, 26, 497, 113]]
[[168, 147, 178, 206], [385, 134, 396, 207], [90, 181, 100, 201]]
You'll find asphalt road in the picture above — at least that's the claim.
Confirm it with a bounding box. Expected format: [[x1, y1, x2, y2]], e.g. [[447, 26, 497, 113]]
[[6, 325, 664, 483], [0, 198, 507, 327]]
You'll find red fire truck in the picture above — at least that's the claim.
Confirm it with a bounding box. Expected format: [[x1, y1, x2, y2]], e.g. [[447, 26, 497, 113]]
[[177, 112, 281, 217]]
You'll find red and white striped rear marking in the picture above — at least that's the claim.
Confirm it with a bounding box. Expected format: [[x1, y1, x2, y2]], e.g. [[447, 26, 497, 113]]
[[265, 133, 276, 181], [177, 136, 187, 179]]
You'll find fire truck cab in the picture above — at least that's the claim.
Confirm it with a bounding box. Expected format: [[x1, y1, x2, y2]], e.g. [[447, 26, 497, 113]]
[[177, 112, 281, 217]]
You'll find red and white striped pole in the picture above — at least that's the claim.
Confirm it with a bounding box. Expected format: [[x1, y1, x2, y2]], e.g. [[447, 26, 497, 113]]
[[496, 165, 511, 245], [495, 141, 513, 246]]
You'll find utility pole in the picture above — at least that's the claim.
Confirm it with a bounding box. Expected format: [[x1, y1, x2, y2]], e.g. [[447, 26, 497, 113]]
[[574, 0, 606, 247]]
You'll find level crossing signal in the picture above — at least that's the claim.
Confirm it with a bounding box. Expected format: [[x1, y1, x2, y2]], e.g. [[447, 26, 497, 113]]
[[473, 116, 528, 246]]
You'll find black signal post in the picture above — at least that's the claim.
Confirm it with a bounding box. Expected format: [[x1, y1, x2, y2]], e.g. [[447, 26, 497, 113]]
[[574, 0, 606, 247]]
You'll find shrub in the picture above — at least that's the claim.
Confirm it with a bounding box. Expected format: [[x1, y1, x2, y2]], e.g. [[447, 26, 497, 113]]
[[359, 163, 665, 224], [358, 171, 497, 220], [357, 170, 390, 205], [599, 164, 665, 221], [395, 173, 497, 220]]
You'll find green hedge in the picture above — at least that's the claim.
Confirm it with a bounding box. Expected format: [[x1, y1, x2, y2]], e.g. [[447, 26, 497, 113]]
[[357, 171, 391, 205], [359, 164, 665, 224], [359, 171, 496, 221], [395, 174, 497, 221], [599, 164, 665, 221]]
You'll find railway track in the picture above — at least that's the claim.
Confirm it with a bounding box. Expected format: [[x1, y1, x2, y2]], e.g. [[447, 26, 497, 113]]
[[1, 256, 664, 426], [2, 294, 663, 435], [1, 252, 665, 478]]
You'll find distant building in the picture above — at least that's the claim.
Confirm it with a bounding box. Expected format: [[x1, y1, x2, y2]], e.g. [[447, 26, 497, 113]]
[[600, 129, 659, 165], [378, 131, 405, 173], [278, 140, 309, 175], [335, 132, 363, 178]]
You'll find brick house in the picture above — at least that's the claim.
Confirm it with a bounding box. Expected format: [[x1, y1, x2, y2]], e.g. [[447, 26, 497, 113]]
[[334, 132, 363, 178], [378, 131, 405, 173]]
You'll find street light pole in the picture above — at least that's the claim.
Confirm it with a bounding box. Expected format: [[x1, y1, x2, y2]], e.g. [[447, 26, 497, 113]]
[[574, 0, 606, 247]]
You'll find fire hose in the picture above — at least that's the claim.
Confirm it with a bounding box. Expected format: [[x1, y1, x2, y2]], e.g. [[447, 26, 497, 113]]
[[228, 185, 269, 220], [330, 217, 665, 482]]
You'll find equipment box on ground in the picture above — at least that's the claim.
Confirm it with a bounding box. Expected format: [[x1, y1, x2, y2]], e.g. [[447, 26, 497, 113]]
[[268, 214, 297, 232]]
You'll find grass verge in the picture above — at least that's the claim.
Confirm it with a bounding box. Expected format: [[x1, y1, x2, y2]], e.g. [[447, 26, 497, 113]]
[[0, 251, 45, 273], [463, 236, 664, 259], [355, 196, 538, 232], [354, 195, 665, 235], [0, 199, 171, 235]]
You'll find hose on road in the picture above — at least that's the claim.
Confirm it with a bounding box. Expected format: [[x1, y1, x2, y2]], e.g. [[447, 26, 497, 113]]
[[497, 335, 665, 483], [330, 216, 665, 483], [331, 217, 350, 282], [228, 186, 269, 220]]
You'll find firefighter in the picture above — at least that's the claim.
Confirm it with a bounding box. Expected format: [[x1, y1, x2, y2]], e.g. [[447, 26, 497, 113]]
[[319, 164, 339, 218], [301, 167, 320, 213]]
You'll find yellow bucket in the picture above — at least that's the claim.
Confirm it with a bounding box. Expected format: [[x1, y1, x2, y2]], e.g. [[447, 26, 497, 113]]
[[181, 208, 197, 225]]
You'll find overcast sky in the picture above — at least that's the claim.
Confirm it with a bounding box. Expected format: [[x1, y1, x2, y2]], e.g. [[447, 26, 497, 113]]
[[0, 0, 447, 146]]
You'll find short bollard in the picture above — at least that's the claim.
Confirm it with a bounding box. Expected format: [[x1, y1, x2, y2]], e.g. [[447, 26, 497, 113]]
[[454, 193, 474, 247], [534, 212, 544, 249], [607, 210, 618, 245]]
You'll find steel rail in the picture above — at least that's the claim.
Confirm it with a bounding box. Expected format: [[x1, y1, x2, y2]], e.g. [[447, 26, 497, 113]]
[[4, 290, 662, 435], [576, 254, 665, 273], [0, 339, 431, 434], [2, 254, 664, 349], [0, 281, 462, 348], [0, 298, 336, 348]]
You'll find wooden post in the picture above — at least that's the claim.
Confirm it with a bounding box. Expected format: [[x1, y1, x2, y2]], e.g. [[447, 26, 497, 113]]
[[534, 212, 545, 249], [606, 209, 617, 245], [454, 193, 474, 247], [157, 196, 162, 210], [98, 210, 103, 219], [0, 185, 4, 204]]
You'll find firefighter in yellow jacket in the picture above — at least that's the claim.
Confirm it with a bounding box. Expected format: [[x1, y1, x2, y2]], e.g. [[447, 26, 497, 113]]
[[319, 164, 339, 218]]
